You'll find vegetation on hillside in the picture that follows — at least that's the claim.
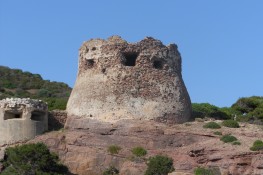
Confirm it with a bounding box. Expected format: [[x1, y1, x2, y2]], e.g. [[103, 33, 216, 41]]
[[220, 134, 238, 143], [192, 103, 230, 120], [1, 143, 68, 175], [131, 147, 147, 157], [192, 96, 263, 124], [222, 120, 240, 128], [1, 66, 262, 122], [203, 121, 221, 129], [145, 155, 174, 175], [0, 66, 72, 110], [250, 140, 263, 151]]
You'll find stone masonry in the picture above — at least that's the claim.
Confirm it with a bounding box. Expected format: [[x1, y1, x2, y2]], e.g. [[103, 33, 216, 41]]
[[0, 98, 48, 144], [66, 36, 191, 128]]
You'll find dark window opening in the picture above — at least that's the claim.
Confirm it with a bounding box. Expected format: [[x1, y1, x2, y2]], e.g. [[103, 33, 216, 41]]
[[86, 59, 95, 69], [91, 47, 96, 51], [101, 68, 106, 74], [31, 111, 45, 121], [122, 52, 138, 66], [153, 60, 163, 69], [4, 111, 22, 120]]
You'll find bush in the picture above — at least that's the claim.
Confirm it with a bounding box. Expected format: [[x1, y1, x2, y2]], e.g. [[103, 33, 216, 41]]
[[103, 166, 119, 175], [194, 167, 214, 175], [231, 96, 263, 123], [203, 122, 221, 129], [132, 147, 147, 157], [44, 98, 68, 110], [232, 96, 262, 114], [107, 145, 121, 154], [1, 143, 68, 175], [192, 103, 230, 120], [145, 155, 174, 175], [220, 134, 238, 143], [213, 131, 222, 135], [232, 141, 241, 145], [222, 120, 240, 128], [250, 140, 263, 151]]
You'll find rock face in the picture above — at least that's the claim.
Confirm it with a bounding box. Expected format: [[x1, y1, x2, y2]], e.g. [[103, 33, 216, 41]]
[[0, 98, 48, 144], [66, 36, 191, 127], [31, 120, 263, 175]]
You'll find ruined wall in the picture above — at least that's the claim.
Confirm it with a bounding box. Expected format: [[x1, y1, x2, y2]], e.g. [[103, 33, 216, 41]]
[[0, 98, 48, 144], [66, 36, 191, 128], [48, 110, 67, 131]]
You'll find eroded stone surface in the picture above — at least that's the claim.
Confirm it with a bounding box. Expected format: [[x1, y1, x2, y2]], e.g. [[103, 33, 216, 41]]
[[67, 36, 191, 127], [31, 120, 263, 175]]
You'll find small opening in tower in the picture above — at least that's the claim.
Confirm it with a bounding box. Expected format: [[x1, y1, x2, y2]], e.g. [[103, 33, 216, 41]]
[[86, 59, 95, 68], [153, 60, 163, 69], [4, 111, 22, 120], [123, 52, 138, 66], [91, 47, 96, 51], [31, 111, 45, 121]]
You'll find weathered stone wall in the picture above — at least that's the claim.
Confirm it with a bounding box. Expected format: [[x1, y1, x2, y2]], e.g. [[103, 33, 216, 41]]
[[48, 110, 67, 131], [0, 98, 48, 144], [66, 36, 191, 127]]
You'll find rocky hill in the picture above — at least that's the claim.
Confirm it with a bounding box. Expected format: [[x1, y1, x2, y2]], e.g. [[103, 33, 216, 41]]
[[0, 66, 72, 110], [30, 119, 263, 175]]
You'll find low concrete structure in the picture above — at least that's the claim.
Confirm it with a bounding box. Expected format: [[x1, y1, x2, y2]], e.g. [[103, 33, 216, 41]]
[[0, 98, 48, 144]]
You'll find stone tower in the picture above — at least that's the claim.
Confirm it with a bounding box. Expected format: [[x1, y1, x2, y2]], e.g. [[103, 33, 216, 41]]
[[0, 98, 48, 144], [66, 36, 191, 128]]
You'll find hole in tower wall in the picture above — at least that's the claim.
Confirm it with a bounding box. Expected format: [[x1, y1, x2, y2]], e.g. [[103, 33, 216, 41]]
[[4, 111, 22, 120], [31, 111, 45, 121], [153, 60, 163, 69], [86, 59, 95, 69], [122, 52, 138, 66]]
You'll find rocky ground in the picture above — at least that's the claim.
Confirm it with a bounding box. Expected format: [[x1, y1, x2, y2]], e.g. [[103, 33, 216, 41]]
[[26, 119, 263, 175]]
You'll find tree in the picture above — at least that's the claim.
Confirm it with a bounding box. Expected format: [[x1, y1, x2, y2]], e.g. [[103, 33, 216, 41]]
[[1, 143, 68, 175], [145, 155, 174, 175]]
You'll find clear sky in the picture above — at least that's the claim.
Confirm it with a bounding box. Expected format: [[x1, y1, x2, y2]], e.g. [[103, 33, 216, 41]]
[[0, 1, 262, 107]]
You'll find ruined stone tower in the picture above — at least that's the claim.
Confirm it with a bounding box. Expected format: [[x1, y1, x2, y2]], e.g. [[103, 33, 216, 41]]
[[0, 98, 48, 144], [66, 36, 191, 127]]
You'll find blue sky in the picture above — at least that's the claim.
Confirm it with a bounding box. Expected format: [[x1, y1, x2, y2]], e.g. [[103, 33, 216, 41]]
[[0, 1, 262, 107]]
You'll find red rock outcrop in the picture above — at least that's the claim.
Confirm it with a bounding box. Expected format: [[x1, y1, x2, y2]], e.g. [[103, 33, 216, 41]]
[[31, 120, 263, 175]]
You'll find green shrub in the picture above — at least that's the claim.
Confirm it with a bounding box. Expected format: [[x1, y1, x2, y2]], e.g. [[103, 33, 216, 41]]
[[145, 155, 174, 175], [232, 96, 262, 114], [220, 134, 238, 143], [222, 120, 240, 128], [203, 122, 221, 129], [232, 141, 241, 145], [192, 103, 230, 120], [194, 167, 214, 175], [44, 98, 68, 110], [213, 131, 222, 135], [0, 66, 72, 111], [103, 166, 119, 175], [250, 140, 263, 151], [132, 147, 147, 157], [107, 145, 121, 154], [231, 96, 263, 123], [1, 143, 68, 175]]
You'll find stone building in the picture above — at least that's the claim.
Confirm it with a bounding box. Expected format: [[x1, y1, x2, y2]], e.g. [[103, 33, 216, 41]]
[[66, 36, 191, 128], [0, 98, 48, 144]]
